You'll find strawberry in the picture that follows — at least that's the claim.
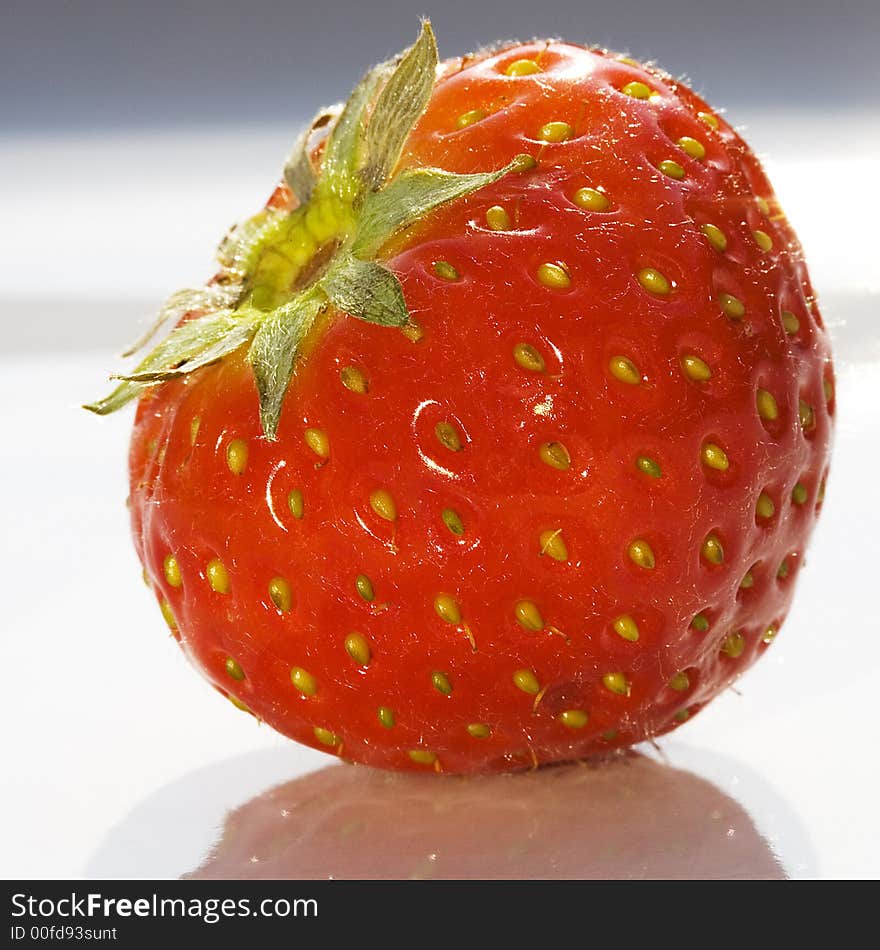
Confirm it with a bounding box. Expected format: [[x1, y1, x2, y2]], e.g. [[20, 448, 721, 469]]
[[88, 23, 834, 774]]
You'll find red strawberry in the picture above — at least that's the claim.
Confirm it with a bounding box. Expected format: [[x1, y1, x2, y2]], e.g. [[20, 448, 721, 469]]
[[88, 23, 833, 774]]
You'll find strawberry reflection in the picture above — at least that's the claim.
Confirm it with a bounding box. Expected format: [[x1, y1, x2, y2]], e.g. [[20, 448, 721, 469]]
[[185, 752, 784, 880]]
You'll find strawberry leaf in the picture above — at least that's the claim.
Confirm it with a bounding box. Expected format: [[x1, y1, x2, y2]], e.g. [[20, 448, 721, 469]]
[[85, 311, 256, 415], [320, 255, 408, 327], [283, 105, 342, 206], [118, 311, 257, 382], [121, 283, 243, 357], [320, 62, 391, 204], [87, 21, 529, 440], [249, 291, 326, 440], [352, 155, 530, 258], [360, 21, 438, 191], [83, 379, 149, 416]]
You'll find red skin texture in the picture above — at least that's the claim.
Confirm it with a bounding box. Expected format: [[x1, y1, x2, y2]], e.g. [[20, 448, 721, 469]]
[[130, 42, 834, 774]]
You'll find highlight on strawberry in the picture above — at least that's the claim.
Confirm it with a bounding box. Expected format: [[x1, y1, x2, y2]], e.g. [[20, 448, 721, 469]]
[[88, 22, 834, 774]]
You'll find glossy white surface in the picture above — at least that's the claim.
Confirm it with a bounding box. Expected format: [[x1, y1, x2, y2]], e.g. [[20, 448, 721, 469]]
[[1, 117, 878, 879]]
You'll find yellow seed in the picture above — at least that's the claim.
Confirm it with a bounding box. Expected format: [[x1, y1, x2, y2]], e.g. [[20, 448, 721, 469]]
[[622, 81, 652, 99], [792, 482, 808, 505], [513, 342, 546, 372], [431, 671, 453, 695], [225, 657, 245, 681], [701, 442, 729, 472], [740, 570, 754, 589], [290, 666, 317, 696], [344, 632, 371, 666], [355, 574, 374, 602], [539, 121, 572, 143], [799, 399, 815, 431], [698, 111, 719, 128], [537, 261, 571, 289], [400, 320, 424, 343], [432, 260, 460, 281], [677, 136, 706, 159], [573, 186, 610, 211], [228, 695, 251, 714], [658, 159, 686, 180], [609, 355, 641, 385], [681, 355, 712, 382], [514, 600, 544, 632], [753, 229, 773, 252], [778, 558, 790, 579], [756, 389, 779, 421], [627, 539, 655, 570], [702, 533, 724, 565], [701, 223, 728, 252], [190, 416, 201, 445], [539, 441, 571, 470], [601, 729, 619, 741], [486, 205, 511, 231], [435, 593, 462, 625], [435, 421, 463, 452], [674, 709, 691, 722], [539, 529, 568, 562], [781, 310, 800, 334], [721, 633, 746, 658], [226, 693, 256, 718], [369, 488, 397, 522], [612, 614, 640, 642], [719, 293, 745, 319], [408, 750, 437, 765], [602, 672, 630, 696], [456, 108, 486, 128], [823, 378, 834, 403], [467, 723, 491, 738], [304, 427, 329, 459], [206, 558, 230, 594], [756, 492, 776, 520], [756, 196, 770, 216], [340, 366, 368, 394], [637, 267, 671, 295], [377, 706, 396, 729], [559, 710, 589, 729], [268, 576, 292, 612], [513, 669, 541, 695], [159, 600, 177, 631], [163, 554, 182, 588], [313, 726, 339, 747], [226, 438, 248, 475], [506, 58, 540, 76], [442, 508, 465, 536], [287, 489, 304, 519], [669, 671, 690, 691], [763, 626, 777, 644], [636, 455, 662, 478], [691, 613, 710, 632]]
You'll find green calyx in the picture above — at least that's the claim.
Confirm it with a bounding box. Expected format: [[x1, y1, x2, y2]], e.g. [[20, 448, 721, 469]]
[[86, 21, 529, 438]]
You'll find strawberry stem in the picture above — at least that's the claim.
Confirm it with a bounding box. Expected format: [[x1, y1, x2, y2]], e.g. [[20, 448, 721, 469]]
[[85, 21, 526, 438]]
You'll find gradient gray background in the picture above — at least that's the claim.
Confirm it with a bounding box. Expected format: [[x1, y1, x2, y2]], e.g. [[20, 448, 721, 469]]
[[4, 0, 879, 133], [3, 0, 878, 351]]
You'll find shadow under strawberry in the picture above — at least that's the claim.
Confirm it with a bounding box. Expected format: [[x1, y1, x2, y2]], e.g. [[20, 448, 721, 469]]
[[181, 750, 788, 880]]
